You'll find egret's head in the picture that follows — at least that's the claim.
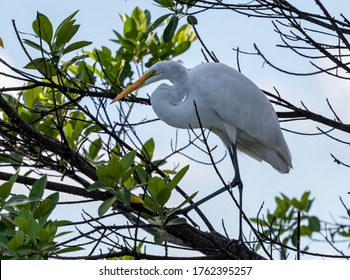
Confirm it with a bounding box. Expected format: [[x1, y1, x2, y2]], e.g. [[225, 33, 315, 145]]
[[111, 65, 160, 104], [110, 61, 183, 103]]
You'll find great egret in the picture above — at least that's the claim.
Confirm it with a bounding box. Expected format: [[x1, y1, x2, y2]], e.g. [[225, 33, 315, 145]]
[[111, 61, 292, 240]]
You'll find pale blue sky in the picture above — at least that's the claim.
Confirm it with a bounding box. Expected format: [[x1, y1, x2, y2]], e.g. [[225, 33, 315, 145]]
[[1, 1, 350, 257]]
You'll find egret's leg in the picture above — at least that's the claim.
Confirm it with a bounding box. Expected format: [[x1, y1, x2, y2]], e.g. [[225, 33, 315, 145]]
[[228, 144, 244, 241], [178, 144, 243, 237]]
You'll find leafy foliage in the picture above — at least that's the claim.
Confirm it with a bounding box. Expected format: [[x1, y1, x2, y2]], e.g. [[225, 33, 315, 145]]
[[24, 11, 91, 75], [251, 191, 321, 258], [0, 173, 76, 259], [88, 139, 195, 245], [0, 7, 198, 259]]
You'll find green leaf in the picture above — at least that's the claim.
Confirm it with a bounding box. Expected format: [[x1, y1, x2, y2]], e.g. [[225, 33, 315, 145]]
[[88, 138, 102, 161], [166, 217, 187, 226], [173, 41, 191, 57], [148, 177, 165, 198], [86, 180, 110, 192], [308, 216, 320, 232], [98, 197, 117, 217], [187, 15, 198, 25], [55, 11, 79, 37], [6, 195, 39, 207], [33, 199, 52, 220], [154, 0, 174, 8], [9, 152, 22, 170], [96, 157, 124, 187], [29, 174, 47, 211], [120, 150, 136, 170], [163, 15, 179, 43], [14, 216, 29, 232], [115, 188, 131, 205], [167, 191, 198, 217], [62, 40, 92, 55], [154, 229, 167, 245], [33, 12, 53, 45], [7, 232, 24, 250], [0, 171, 18, 200], [156, 187, 171, 207], [23, 39, 49, 54], [148, 13, 172, 33], [24, 57, 57, 76], [0, 182, 13, 200], [96, 165, 114, 187], [300, 191, 312, 211], [143, 194, 161, 213], [167, 165, 189, 191], [54, 10, 79, 47], [300, 225, 313, 236], [141, 138, 155, 161], [29, 174, 47, 200], [124, 17, 138, 40], [28, 219, 40, 242], [135, 165, 148, 184], [106, 157, 124, 181], [42, 192, 59, 219], [55, 22, 79, 50], [55, 246, 83, 254]]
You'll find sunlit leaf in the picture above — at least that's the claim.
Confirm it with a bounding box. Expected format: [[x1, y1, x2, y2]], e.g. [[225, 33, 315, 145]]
[[173, 41, 190, 56], [124, 17, 138, 40], [130, 195, 144, 204], [62, 40, 92, 55], [33, 12, 53, 45]]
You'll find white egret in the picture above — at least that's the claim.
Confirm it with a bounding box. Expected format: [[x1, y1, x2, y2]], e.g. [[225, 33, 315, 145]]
[[111, 61, 292, 240]]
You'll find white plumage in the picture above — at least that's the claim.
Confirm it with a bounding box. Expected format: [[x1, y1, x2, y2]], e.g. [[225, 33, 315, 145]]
[[112, 60, 292, 240], [113, 61, 292, 173]]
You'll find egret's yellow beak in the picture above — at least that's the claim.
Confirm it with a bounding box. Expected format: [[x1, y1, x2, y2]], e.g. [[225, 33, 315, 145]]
[[111, 70, 156, 104]]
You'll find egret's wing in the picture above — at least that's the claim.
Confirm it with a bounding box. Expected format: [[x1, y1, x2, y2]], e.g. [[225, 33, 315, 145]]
[[213, 66, 292, 173]]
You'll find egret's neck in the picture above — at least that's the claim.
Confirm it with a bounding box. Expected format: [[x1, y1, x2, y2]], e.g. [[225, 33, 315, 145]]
[[150, 81, 192, 129]]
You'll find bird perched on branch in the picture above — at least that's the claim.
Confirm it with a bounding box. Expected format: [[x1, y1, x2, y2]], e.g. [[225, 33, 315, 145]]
[[111, 60, 292, 240]]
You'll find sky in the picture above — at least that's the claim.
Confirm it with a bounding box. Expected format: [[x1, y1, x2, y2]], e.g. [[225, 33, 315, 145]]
[[1, 0, 350, 258]]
